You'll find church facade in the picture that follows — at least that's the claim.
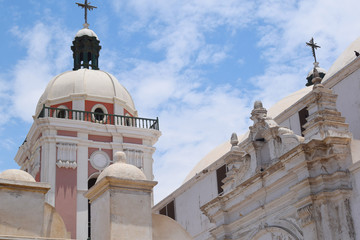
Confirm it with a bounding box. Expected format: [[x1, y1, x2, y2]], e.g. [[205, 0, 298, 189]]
[[2, 3, 360, 240], [154, 37, 360, 240]]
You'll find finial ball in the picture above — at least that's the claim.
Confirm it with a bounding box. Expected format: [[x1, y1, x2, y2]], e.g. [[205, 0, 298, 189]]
[[254, 100, 263, 109], [114, 151, 126, 163]]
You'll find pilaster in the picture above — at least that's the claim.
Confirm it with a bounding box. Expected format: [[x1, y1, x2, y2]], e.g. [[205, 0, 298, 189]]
[[41, 134, 57, 206], [76, 140, 89, 239]]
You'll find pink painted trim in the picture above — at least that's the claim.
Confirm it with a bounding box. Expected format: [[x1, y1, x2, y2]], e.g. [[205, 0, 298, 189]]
[[123, 137, 143, 145], [124, 109, 133, 117], [85, 100, 114, 115], [55, 167, 77, 238], [36, 147, 42, 182], [51, 101, 72, 110], [88, 135, 112, 142], [57, 130, 77, 137]]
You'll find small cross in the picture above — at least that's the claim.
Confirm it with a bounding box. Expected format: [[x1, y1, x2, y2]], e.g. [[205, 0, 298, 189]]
[[76, 0, 97, 26], [306, 37, 321, 63]]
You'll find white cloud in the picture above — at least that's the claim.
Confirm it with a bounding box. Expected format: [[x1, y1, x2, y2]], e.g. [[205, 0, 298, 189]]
[[0, 75, 12, 125], [9, 22, 73, 122], [153, 85, 251, 201], [1, 138, 16, 151]]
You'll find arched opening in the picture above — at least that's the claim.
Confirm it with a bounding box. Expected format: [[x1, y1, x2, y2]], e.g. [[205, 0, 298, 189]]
[[124, 113, 133, 126], [80, 52, 84, 65], [94, 108, 104, 121], [57, 109, 66, 118], [88, 52, 92, 68], [52, 105, 68, 119], [88, 177, 97, 239]]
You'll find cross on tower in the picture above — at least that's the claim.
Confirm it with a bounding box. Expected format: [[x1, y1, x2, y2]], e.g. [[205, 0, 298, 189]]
[[76, 0, 97, 27], [306, 37, 321, 63]]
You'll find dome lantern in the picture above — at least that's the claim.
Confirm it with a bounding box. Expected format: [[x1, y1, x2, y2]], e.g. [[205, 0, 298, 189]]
[[72, 0, 100, 70], [71, 27, 101, 70]]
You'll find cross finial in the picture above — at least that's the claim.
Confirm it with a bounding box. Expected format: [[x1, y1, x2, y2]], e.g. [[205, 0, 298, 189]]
[[306, 37, 321, 63], [76, 0, 97, 28]]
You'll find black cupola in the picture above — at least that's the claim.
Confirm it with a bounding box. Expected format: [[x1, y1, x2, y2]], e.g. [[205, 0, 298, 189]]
[[71, 28, 101, 70]]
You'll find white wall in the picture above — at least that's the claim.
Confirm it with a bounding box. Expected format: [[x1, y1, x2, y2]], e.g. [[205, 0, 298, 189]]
[[279, 112, 302, 136], [175, 171, 218, 240], [332, 68, 360, 140]]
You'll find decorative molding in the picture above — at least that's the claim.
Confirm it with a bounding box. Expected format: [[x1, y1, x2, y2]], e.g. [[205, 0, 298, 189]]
[[91, 104, 108, 123], [124, 149, 144, 170], [29, 147, 41, 177], [89, 150, 110, 170], [56, 143, 77, 169], [297, 204, 314, 227]]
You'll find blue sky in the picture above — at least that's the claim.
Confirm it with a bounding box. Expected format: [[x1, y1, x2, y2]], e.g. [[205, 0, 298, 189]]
[[1, 0, 360, 203]]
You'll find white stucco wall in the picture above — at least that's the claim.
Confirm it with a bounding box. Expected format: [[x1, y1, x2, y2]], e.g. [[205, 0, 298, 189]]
[[175, 171, 218, 240], [279, 112, 302, 136], [332, 68, 360, 140]]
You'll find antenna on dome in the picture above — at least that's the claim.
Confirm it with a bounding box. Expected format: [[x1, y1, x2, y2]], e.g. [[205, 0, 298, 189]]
[[76, 0, 97, 28]]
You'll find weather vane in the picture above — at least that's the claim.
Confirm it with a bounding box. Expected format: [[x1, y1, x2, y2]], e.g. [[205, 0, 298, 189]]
[[306, 37, 321, 63], [76, 0, 97, 28]]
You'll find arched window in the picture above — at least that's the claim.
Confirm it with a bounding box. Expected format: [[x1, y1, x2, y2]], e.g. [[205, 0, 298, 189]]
[[125, 113, 133, 126], [88, 177, 97, 239], [57, 109, 66, 118], [91, 104, 108, 123], [52, 105, 68, 119], [94, 108, 104, 121]]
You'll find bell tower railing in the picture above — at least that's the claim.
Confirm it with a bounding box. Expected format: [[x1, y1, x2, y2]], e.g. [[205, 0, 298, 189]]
[[38, 105, 159, 130]]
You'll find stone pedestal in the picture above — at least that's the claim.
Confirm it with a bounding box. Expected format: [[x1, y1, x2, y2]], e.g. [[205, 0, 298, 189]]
[[85, 176, 157, 240]]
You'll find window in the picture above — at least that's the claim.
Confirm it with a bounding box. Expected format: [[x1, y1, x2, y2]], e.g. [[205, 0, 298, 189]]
[[57, 109, 66, 118], [159, 200, 175, 220], [94, 108, 104, 121], [298, 107, 309, 136], [216, 165, 227, 195], [88, 177, 97, 239], [91, 104, 108, 123], [52, 105, 68, 119], [124, 113, 133, 126]]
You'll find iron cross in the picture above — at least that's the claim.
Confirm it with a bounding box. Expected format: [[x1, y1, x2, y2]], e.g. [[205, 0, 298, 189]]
[[76, 0, 97, 25], [306, 37, 321, 63]]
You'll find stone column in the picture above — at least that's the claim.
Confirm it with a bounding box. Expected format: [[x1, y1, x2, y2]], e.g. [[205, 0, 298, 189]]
[[40, 130, 57, 206]]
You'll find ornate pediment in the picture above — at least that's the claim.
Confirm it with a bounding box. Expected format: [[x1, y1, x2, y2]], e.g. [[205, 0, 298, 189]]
[[249, 101, 303, 172], [222, 133, 251, 193]]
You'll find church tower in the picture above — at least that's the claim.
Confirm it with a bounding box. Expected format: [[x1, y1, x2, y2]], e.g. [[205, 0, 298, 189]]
[[13, 4, 161, 239]]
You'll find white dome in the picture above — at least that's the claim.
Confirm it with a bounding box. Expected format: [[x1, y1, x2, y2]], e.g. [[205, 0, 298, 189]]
[[0, 169, 36, 182], [152, 214, 193, 240], [267, 86, 312, 118], [323, 36, 360, 82], [96, 162, 146, 183], [75, 28, 99, 40], [183, 132, 248, 183], [36, 69, 136, 116]]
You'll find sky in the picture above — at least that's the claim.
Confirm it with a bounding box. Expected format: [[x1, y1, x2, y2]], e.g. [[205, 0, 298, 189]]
[[1, 0, 360, 203]]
